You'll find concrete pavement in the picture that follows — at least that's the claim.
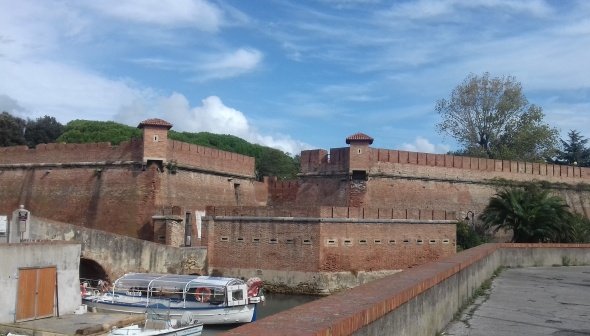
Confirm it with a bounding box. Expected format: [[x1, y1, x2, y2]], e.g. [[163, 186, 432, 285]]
[[443, 266, 590, 336]]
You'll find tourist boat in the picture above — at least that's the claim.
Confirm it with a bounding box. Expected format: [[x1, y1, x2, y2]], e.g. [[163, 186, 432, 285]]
[[109, 310, 203, 336], [82, 273, 264, 325]]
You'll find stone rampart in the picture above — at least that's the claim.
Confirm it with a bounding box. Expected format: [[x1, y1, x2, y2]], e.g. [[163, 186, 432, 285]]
[[27, 216, 207, 280], [223, 243, 590, 336]]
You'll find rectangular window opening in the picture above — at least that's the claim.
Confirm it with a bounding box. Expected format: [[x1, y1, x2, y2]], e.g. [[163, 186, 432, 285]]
[[285, 239, 294, 244], [403, 239, 410, 243], [326, 239, 337, 246], [429, 239, 437, 244], [417, 239, 423, 244], [236, 237, 244, 242], [374, 239, 382, 244], [388, 239, 396, 244], [442, 239, 450, 244], [344, 239, 353, 246], [269, 238, 278, 244], [252, 238, 260, 243], [220, 236, 229, 242], [302, 239, 312, 245], [359, 239, 367, 245]]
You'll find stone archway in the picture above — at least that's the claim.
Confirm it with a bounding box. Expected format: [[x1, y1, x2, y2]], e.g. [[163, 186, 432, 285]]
[[79, 257, 110, 283]]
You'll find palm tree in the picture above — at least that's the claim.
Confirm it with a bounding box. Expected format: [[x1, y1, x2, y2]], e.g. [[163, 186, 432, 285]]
[[480, 184, 572, 243]]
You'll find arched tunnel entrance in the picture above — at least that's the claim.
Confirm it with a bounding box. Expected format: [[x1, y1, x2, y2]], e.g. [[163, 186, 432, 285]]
[[80, 258, 110, 283]]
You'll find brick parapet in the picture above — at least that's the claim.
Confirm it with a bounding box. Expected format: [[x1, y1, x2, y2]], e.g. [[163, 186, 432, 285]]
[[371, 148, 589, 182], [205, 206, 457, 220], [0, 140, 142, 165], [167, 140, 255, 178], [223, 243, 590, 336], [299, 145, 589, 182]]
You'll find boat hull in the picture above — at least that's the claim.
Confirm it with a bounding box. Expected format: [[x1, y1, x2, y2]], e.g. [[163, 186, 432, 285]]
[[110, 323, 203, 336], [83, 298, 257, 325]]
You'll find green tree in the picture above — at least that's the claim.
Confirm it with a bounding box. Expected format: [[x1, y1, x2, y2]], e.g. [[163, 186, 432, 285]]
[[24, 115, 64, 147], [456, 220, 484, 251], [480, 184, 572, 243], [555, 130, 590, 167], [58, 120, 142, 145], [568, 213, 590, 243], [436, 73, 558, 161], [0, 111, 26, 146]]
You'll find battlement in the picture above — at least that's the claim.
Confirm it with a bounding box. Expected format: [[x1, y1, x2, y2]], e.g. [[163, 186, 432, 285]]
[[371, 148, 589, 181], [300, 147, 349, 174], [299, 144, 589, 182], [168, 140, 255, 177], [206, 205, 456, 220], [0, 139, 142, 165]]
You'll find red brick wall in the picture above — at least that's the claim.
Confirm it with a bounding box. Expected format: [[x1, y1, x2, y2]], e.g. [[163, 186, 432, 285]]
[[208, 219, 321, 272], [207, 217, 455, 273], [0, 164, 157, 239], [168, 140, 255, 177], [319, 222, 456, 272], [142, 126, 169, 162], [0, 140, 142, 164]]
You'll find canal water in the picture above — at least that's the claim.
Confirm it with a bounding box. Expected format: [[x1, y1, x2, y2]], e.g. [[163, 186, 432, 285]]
[[201, 292, 320, 335]]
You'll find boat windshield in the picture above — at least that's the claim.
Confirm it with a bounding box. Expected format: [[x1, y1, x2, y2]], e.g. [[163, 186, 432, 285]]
[[112, 273, 245, 301]]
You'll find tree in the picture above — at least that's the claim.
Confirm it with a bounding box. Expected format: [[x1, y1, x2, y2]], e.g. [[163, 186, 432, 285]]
[[24, 115, 64, 148], [554, 130, 590, 167], [0, 111, 26, 146], [436, 73, 558, 161], [480, 184, 572, 243]]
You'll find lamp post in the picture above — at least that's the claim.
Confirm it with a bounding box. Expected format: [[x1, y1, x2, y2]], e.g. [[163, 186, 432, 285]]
[[465, 211, 475, 228]]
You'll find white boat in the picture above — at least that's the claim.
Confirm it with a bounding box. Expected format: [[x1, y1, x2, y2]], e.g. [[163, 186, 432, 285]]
[[82, 273, 264, 325], [110, 311, 203, 336]]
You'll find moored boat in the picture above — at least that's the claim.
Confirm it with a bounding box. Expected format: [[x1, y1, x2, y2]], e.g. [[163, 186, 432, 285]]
[[109, 310, 203, 336], [82, 273, 264, 325]]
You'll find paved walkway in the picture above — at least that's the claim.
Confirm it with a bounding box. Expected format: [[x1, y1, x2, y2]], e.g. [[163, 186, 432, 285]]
[[444, 266, 590, 336], [0, 312, 143, 336]]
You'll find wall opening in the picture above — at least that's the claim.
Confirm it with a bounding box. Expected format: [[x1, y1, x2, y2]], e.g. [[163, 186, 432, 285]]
[[79, 258, 109, 283], [234, 183, 241, 206], [351, 170, 367, 180]]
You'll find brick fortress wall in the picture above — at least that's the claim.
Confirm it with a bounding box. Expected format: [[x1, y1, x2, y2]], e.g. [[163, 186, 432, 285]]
[[0, 129, 260, 242], [205, 206, 456, 293], [285, 146, 590, 218]]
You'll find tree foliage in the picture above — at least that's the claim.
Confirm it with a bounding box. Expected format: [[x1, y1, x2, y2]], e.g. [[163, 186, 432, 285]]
[[436, 73, 558, 161], [554, 130, 590, 167], [169, 131, 298, 179], [57, 120, 299, 180], [24, 115, 65, 147], [0, 111, 26, 146], [480, 184, 574, 243], [58, 120, 142, 145]]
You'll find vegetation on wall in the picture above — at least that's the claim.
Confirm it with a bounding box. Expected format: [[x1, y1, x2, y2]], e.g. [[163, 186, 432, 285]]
[[0, 114, 299, 180], [480, 183, 590, 243]]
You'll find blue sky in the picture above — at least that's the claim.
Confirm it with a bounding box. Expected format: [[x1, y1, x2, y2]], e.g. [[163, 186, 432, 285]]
[[1, 0, 589, 155]]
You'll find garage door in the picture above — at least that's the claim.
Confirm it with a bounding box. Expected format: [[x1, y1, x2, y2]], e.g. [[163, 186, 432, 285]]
[[16, 267, 57, 322]]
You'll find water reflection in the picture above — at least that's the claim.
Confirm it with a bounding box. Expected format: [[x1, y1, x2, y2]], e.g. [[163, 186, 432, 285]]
[[202, 292, 320, 335]]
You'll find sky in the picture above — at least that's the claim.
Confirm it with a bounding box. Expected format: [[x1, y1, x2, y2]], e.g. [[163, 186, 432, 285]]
[[1, 0, 589, 155]]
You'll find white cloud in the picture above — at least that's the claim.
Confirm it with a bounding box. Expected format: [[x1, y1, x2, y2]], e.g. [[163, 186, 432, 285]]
[[385, 0, 552, 20], [88, 0, 224, 31], [401, 137, 450, 154], [193, 48, 263, 81], [115, 94, 311, 155]]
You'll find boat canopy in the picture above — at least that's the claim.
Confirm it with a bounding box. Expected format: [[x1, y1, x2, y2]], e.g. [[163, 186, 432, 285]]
[[113, 273, 245, 294]]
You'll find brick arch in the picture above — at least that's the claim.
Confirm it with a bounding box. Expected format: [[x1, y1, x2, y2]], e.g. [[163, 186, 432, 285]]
[[79, 257, 110, 283]]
